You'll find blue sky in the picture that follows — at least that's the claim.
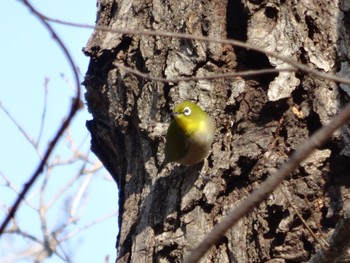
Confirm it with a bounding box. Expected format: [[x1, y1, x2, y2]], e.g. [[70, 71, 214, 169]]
[[1, 1, 119, 262]]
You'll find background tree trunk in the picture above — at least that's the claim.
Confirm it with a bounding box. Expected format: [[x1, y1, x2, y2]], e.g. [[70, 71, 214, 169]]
[[83, 0, 350, 262]]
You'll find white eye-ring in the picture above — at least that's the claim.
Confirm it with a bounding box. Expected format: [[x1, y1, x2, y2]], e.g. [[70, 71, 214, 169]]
[[183, 107, 191, 116]]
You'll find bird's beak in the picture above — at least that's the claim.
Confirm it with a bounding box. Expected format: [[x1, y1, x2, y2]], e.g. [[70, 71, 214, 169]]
[[170, 112, 179, 118]]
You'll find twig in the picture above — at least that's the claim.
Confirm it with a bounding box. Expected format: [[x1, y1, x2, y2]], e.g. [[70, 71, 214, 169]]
[[76, 133, 91, 152], [53, 232, 73, 263], [0, 100, 41, 157], [308, 204, 350, 263], [39, 166, 52, 254], [40, 16, 350, 86], [115, 63, 293, 83], [304, 197, 328, 243], [59, 212, 117, 242], [60, 72, 76, 93], [184, 102, 350, 263], [279, 185, 328, 250], [46, 168, 82, 210], [70, 173, 93, 218], [6, 220, 43, 245], [0, 171, 37, 211], [82, 161, 103, 174], [37, 78, 49, 144], [0, 0, 82, 235]]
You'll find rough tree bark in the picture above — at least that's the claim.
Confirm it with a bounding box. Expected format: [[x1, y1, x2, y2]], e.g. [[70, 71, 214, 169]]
[[83, 0, 350, 262]]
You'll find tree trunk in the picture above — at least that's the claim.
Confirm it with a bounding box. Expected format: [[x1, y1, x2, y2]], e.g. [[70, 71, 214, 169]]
[[83, 0, 350, 262]]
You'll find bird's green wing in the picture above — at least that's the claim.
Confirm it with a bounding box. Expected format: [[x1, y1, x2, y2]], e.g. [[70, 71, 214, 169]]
[[164, 121, 188, 163]]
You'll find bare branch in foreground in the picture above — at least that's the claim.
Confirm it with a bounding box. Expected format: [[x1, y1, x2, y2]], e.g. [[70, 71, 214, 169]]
[[0, 0, 82, 235], [308, 205, 350, 263], [115, 63, 294, 83], [39, 16, 350, 87], [184, 102, 350, 263]]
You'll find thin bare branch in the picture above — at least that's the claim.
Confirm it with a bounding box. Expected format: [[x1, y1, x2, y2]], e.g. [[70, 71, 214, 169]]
[[59, 212, 117, 242], [46, 152, 94, 210], [115, 63, 293, 83], [0, 0, 82, 235], [37, 78, 49, 144], [82, 161, 103, 174], [76, 133, 91, 153], [64, 129, 92, 160], [0, 172, 36, 211], [0, 100, 41, 157], [52, 232, 73, 263], [184, 102, 350, 263], [39, 167, 52, 252], [6, 222, 43, 245], [40, 16, 350, 86], [46, 170, 81, 210], [305, 197, 328, 243], [279, 185, 328, 250], [60, 72, 76, 93], [70, 173, 93, 218], [308, 205, 350, 263], [47, 153, 92, 169]]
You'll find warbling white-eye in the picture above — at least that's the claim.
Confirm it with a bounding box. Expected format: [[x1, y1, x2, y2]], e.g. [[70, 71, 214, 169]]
[[164, 101, 215, 166]]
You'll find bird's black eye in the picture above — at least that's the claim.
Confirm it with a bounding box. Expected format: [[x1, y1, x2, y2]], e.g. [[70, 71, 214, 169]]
[[183, 107, 191, 116]]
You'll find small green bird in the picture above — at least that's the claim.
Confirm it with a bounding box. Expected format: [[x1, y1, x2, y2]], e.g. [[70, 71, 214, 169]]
[[164, 101, 215, 166]]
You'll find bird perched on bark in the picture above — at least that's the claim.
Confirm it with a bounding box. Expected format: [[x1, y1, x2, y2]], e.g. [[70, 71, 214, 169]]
[[164, 101, 215, 166]]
